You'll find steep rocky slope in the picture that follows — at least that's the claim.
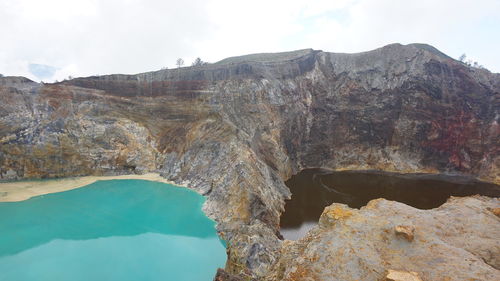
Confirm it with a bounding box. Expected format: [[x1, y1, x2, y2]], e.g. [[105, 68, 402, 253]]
[[1, 43, 499, 279]]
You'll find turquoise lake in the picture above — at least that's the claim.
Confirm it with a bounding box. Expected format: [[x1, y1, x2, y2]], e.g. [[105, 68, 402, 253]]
[[0, 179, 227, 281]]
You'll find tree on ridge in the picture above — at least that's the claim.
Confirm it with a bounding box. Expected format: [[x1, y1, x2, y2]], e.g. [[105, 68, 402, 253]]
[[176, 58, 184, 68]]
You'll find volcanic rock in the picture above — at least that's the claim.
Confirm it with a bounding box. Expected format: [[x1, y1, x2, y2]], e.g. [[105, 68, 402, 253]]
[[269, 196, 500, 281], [1, 43, 499, 279], [394, 225, 415, 242]]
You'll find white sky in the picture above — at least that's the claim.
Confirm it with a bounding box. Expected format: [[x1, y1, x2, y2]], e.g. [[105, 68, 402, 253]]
[[1, 0, 499, 81]]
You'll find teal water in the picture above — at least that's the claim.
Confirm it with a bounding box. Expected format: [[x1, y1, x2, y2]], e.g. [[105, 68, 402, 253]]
[[0, 179, 226, 281]]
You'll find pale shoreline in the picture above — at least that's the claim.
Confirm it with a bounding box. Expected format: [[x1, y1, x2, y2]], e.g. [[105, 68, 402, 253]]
[[0, 173, 185, 202]]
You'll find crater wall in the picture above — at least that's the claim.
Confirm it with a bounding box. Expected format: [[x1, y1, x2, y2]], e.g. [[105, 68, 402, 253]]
[[1, 44, 499, 279]]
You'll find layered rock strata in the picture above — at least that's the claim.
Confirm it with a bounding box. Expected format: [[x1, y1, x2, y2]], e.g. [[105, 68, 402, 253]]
[[1, 44, 499, 279]]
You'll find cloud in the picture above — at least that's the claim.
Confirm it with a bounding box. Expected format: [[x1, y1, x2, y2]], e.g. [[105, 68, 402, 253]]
[[0, 0, 215, 80], [0, 0, 499, 81]]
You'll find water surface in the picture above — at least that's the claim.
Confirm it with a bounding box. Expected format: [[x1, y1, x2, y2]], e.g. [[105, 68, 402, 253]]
[[280, 169, 500, 240], [0, 179, 226, 281]]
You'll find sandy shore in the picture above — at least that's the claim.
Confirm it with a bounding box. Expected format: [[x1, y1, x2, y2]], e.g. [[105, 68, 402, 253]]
[[0, 173, 184, 202]]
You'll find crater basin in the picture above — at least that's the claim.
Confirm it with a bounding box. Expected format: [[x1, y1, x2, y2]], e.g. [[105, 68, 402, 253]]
[[0, 179, 226, 281], [280, 169, 500, 240]]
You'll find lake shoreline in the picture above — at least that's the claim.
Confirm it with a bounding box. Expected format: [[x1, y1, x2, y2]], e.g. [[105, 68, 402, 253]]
[[0, 173, 185, 202]]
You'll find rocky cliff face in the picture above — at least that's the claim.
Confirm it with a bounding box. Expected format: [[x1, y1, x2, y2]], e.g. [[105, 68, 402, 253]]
[[1, 43, 499, 279]]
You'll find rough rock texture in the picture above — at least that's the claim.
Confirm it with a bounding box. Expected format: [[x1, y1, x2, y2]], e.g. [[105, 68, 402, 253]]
[[268, 196, 500, 281], [385, 270, 423, 281], [1, 43, 499, 279], [394, 225, 415, 242]]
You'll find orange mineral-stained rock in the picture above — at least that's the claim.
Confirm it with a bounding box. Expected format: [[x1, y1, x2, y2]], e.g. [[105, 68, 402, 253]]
[[394, 225, 415, 242], [319, 204, 354, 227], [489, 207, 500, 217]]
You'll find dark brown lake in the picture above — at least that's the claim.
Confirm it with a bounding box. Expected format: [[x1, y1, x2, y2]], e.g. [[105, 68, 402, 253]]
[[280, 169, 500, 240]]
